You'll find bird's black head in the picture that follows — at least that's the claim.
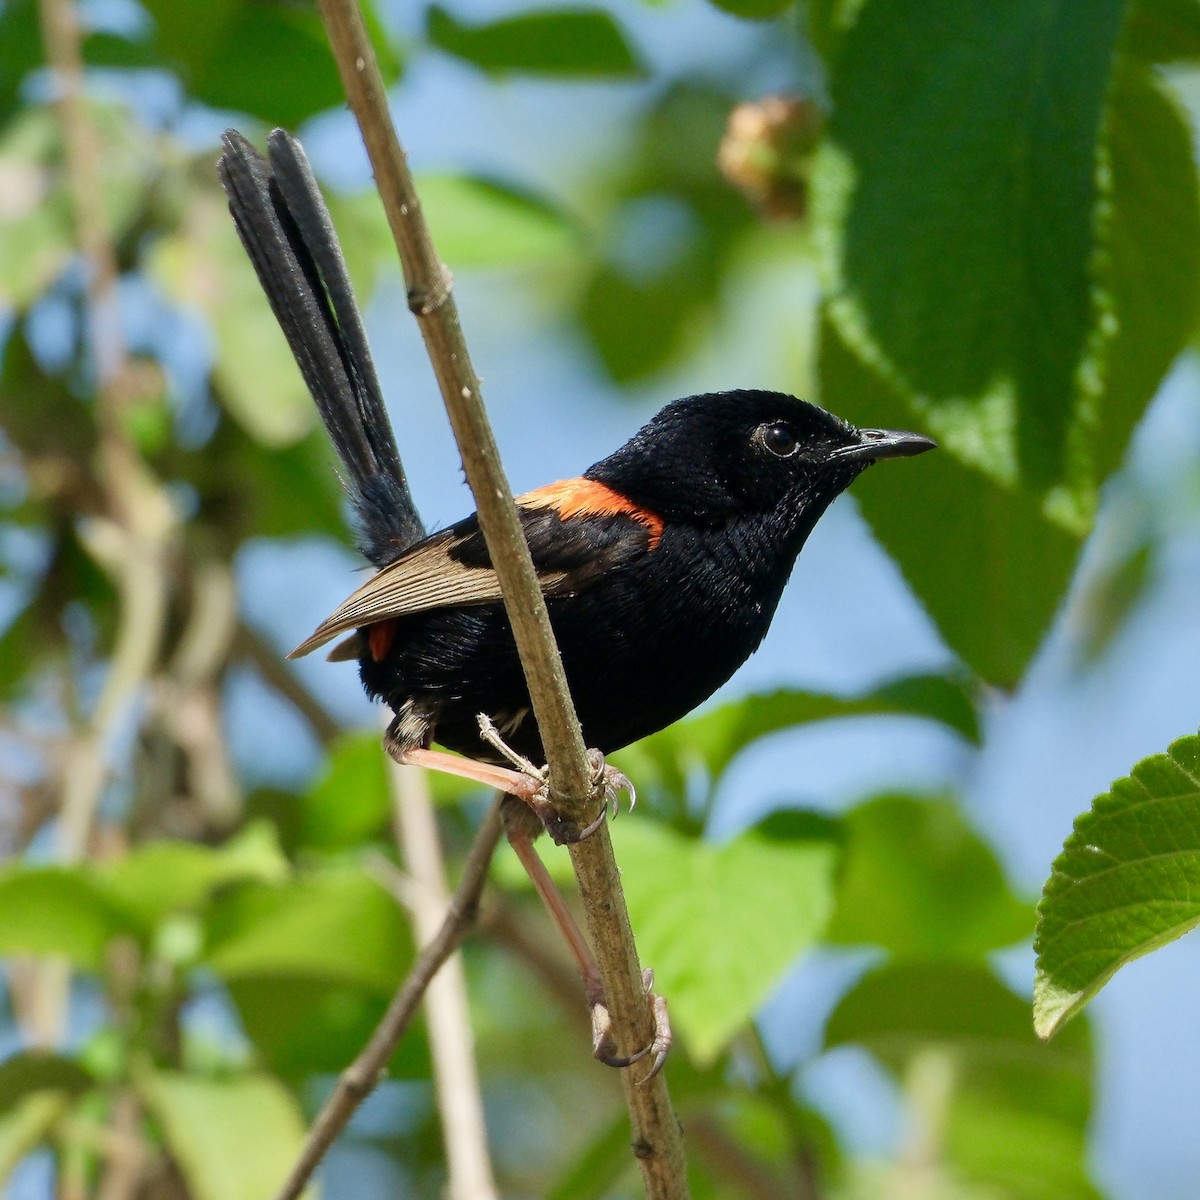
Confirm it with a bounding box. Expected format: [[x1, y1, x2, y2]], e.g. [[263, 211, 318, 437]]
[[587, 390, 934, 540]]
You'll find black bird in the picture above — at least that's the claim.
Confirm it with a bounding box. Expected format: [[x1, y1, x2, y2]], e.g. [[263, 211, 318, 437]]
[[218, 128, 934, 1070]]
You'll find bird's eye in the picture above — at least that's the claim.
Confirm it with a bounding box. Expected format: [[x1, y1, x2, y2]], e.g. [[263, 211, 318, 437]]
[[756, 422, 799, 458]]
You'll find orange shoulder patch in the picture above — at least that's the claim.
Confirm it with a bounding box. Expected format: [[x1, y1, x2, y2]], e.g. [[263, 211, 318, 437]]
[[519, 478, 664, 549]]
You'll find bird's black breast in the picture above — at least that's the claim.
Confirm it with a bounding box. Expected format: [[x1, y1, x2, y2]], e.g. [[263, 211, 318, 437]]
[[358, 515, 796, 763]]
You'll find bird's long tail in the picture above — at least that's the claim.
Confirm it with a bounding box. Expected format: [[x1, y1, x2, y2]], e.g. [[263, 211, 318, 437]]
[[217, 128, 424, 566]]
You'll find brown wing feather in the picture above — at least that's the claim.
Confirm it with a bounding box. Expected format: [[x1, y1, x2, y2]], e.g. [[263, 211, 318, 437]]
[[289, 479, 663, 660], [288, 530, 569, 658]]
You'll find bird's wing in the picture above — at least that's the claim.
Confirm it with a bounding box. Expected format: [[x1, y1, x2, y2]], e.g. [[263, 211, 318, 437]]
[[289, 478, 663, 659]]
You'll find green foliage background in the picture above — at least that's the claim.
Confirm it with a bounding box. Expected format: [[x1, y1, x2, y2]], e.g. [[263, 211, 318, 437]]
[[2, 0, 1200, 1197]]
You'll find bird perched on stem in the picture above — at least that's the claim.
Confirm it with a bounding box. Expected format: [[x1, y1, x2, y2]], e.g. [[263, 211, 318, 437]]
[[218, 127, 934, 1073]]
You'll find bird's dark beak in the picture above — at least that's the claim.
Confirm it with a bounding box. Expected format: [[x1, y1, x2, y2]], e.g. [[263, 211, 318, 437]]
[[835, 427, 937, 463]]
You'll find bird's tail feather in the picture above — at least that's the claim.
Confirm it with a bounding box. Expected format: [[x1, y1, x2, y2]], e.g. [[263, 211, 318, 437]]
[[217, 128, 424, 565]]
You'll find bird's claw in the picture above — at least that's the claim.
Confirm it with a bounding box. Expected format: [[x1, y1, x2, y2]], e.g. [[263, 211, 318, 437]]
[[587, 748, 636, 820], [478, 716, 635, 845], [591, 967, 672, 1082]]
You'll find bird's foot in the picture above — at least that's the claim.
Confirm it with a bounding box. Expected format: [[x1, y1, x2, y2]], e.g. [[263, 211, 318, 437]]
[[591, 968, 672, 1082], [476, 715, 634, 845]]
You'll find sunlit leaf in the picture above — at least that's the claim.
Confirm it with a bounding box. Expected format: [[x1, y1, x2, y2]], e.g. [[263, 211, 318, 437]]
[[813, 0, 1126, 506], [427, 4, 642, 77], [618, 813, 839, 1061], [418, 174, 579, 267], [827, 794, 1033, 957], [100, 822, 289, 930], [0, 866, 128, 969], [1034, 728, 1200, 1039]]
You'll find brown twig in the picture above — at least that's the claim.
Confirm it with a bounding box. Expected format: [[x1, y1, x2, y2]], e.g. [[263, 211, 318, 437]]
[[389, 761, 499, 1200], [272, 797, 504, 1200], [311, 3, 689, 1196]]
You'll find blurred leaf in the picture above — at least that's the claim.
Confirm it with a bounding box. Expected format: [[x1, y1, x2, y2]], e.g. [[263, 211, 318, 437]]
[[204, 866, 412, 992], [418, 174, 579, 267], [1034, 728, 1200, 1039], [1125, 0, 1200, 62], [706, 0, 795, 18], [0, 1053, 94, 1109], [618, 813, 839, 1061], [1069, 536, 1154, 667], [299, 732, 390, 851], [0, 866, 128, 969], [1094, 64, 1200, 482], [0, 1092, 70, 1186], [827, 961, 1093, 1129], [545, 1111, 631, 1200], [192, 421, 346, 547], [813, 0, 1126, 506], [226, 976, 430, 1083], [947, 1090, 1103, 1200], [138, 1071, 309, 1200], [100, 822, 289, 930], [827, 794, 1032, 957], [576, 83, 754, 382], [141, 0, 399, 127], [820, 314, 1081, 688], [150, 186, 314, 446], [613, 673, 980, 807], [426, 4, 642, 77], [0, 105, 160, 310]]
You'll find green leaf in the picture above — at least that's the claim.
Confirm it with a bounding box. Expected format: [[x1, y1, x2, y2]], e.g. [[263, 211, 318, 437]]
[[827, 794, 1033, 957], [827, 962, 1091, 1101], [0, 866, 128, 969], [1125, 0, 1200, 62], [204, 866, 412, 993], [705, 0, 796, 19], [614, 673, 980, 806], [1033, 728, 1200, 1039], [298, 732, 391, 851], [418, 174, 579, 267], [225, 977, 429, 1082], [150, 186, 315, 446], [100, 822, 289, 930], [813, 0, 1126, 505], [0, 1093, 70, 1186], [819, 314, 1081, 688], [426, 4, 642, 77], [946, 1091, 1104, 1200], [141, 0, 399, 126], [617, 814, 839, 1061], [137, 1071, 310, 1200], [1093, 64, 1200, 482], [0, 1053, 94, 1109]]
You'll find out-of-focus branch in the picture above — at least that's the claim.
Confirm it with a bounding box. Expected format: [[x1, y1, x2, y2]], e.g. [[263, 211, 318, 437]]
[[34, 0, 175, 1047], [312, 4, 689, 1196], [273, 797, 504, 1200], [390, 762, 498, 1200]]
